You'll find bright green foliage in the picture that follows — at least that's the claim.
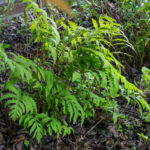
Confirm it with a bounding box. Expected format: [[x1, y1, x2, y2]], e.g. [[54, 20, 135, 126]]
[[23, 0, 60, 64], [0, 53, 84, 142], [0, 0, 150, 144], [59, 15, 140, 97], [138, 133, 150, 142], [116, 0, 150, 65], [141, 67, 150, 90], [0, 85, 37, 120], [0, 44, 11, 73]]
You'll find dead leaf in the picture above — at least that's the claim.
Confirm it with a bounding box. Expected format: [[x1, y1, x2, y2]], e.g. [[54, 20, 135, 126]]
[[119, 133, 128, 141], [11, 135, 25, 143], [121, 147, 129, 150], [30, 145, 36, 150], [108, 125, 119, 138], [108, 2, 115, 9], [105, 138, 114, 146], [16, 141, 23, 150]]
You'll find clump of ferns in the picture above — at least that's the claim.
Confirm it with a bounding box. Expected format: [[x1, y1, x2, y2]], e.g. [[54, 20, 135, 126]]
[[1, 1, 150, 144]]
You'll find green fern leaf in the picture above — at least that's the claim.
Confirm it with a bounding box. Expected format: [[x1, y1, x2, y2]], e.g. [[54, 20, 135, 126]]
[[68, 21, 78, 31], [66, 101, 73, 121], [62, 100, 67, 114], [73, 110, 79, 124], [32, 122, 46, 144], [45, 71, 53, 97], [48, 125, 53, 136], [72, 71, 81, 82], [41, 116, 51, 126], [0, 93, 17, 101], [51, 118, 62, 134], [92, 19, 98, 29], [20, 114, 46, 144], [27, 117, 35, 128], [5, 82, 20, 95], [23, 115, 33, 129], [22, 96, 37, 114], [99, 71, 107, 88], [92, 72, 100, 85]]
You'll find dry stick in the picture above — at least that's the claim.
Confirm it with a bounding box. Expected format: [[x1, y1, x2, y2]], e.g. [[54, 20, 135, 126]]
[[35, 2, 43, 111], [84, 117, 105, 137], [77, 117, 105, 142], [36, 44, 41, 112], [38, 0, 43, 9], [25, 9, 29, 58]]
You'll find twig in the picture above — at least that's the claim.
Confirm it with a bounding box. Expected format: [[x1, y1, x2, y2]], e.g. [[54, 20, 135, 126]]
[[84, 117, 104, 137], [77, 117, 105, 143]]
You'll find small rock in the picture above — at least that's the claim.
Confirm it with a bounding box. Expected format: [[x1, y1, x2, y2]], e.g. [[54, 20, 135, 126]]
[[0, 145, 4, 150]]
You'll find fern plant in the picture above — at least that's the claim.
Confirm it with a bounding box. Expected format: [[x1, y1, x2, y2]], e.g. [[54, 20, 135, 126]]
[[116, 0, 150, 65], [141, 67, 150, 90], [0, 52, 86, 142], [1, 0, 150, 144], [57, 14, 150, 122]]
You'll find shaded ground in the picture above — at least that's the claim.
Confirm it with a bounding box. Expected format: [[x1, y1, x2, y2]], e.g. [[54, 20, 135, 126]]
[[0, 17, 150, 150]]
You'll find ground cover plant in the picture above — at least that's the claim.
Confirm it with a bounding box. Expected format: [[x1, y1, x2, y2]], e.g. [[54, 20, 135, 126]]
[[0, 0, 150, 149], [114, 0, 150, 66]]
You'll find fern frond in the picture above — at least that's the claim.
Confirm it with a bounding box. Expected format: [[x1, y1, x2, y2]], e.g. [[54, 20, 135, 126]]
[[65, 94, 85, 125], [45, 71, 54, 97], [92, 72, 100, 86], [108, 74, 116, 97], [99, 70, 107, 88], [5, 82, 20, 94], [66, 100, 73, 121], [20, 114, 46, 143], [62, 120, 74, 136], [0, 93, 17, 101], [1, 86, 37, 121]]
